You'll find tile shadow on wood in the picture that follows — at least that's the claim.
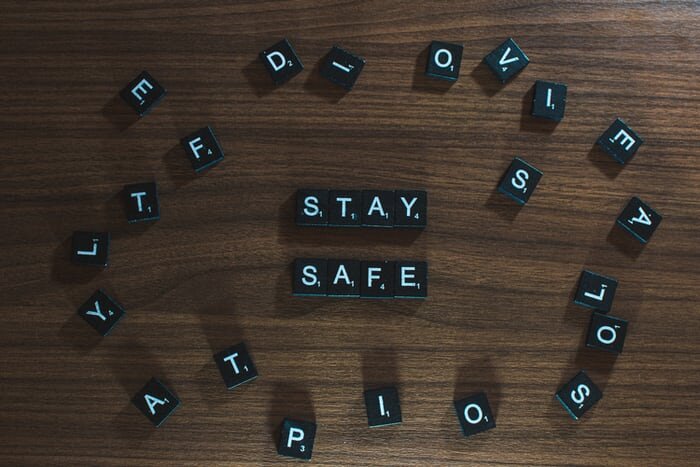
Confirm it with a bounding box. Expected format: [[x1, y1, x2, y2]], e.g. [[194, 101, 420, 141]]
[[102, 92, 138, 132], [587, 144, 625, 180], [470, 61, 505, 97], [51, 236, 103, 285], [606, 222, 644, 260], [303, 54, 349, 104], [454, 357, 501, 419], [58, 311, 103, 356], [362, 349, 399, 391], [484, 187, 521, 223], [241, 58, 276, 98], [162, 142, 196, 189], [267, 383, 315, 448]]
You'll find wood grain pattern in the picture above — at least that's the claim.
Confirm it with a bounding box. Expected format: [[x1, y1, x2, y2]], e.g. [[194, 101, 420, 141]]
[[1, 1, 699, 465]]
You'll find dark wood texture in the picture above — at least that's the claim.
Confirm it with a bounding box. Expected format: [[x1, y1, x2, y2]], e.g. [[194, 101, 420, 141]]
[[1, 1, 699, 465]]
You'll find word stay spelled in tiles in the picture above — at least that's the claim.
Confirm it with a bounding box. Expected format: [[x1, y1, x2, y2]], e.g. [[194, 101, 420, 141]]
[[123, 181, 160, 223], [498, 157, 543, 205], [71, 231, 110, 267], [555, 370, 602, 420], [120, 70, 167, 116], [574, 270, 618, 313], [296, 189, 427, 228], [531, 80, 567, 122], [586, 312, 628, 354], [425, 40, 464, 81], [77, 289, 125, 336], [181, 126, 225, 173], [596, 118, 644, 164], [616, 196, 662, 243], [132, 378, 180, 427], [260, 38, 304, 85], [293, 259, 427, 299], [278, 418, 316, 460], [364, 387, 402, 428], [320, 45, 366, 90], [213, 342, 258, 390], [483, 38, 529, 83], [454, 392, 496, 437]]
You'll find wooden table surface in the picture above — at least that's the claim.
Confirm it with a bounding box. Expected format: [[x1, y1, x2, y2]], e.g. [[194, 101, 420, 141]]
[[1, 1, 699, 465]]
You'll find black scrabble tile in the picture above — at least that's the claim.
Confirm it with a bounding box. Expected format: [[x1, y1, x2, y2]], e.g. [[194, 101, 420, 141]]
[[364, 387, 402, 427], [574, 270, 618, 313], [361, 190, 395, 227], [596, 118, 644, 164], [181, 126, 224, 173], [425, 41, 463, 81], [555, 370, 603, 420], [296, 189, 329, 226], [586, 312, 628, 354], [616, 196, 662, 244], [360, 261, 395, 298], [132, 378, 180, 427], [213, 342, 258, 389], [123, 181, 159, 223], [394, 190, 427, 228], [394, 261, 428, 299], [483, 38, 529, 83], [327, 259, 361, 297], [71, 231, 110, 267], [119, 71, 167, 116], [328, 190, 361, 227], [293, 258, 327, 296], [497, 157, 543, 205], [259, 38, 304, 85], [531, 80, 567, 121], [77, 289, 125, 336], [319, 45, 366, 90], [454, 392, 496, 437], [278, 418, 316, 460]]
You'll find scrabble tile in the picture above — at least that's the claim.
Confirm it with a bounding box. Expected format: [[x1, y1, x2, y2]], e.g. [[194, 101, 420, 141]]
[[181, 126, 224, 173], [483, 38, 529, 83], [293, 258, 327, 296], [259, 38, 304, 85], [531, 80, 567, 121], [497, 157, 543, 205], [454, 392, 496, 437], [120, 71, 167, 116], [425, 41, 463, 81], [213, 342, 258, 389], [616, 196, 662, 243], [361, 261, 395, 298], [394, 190, 427, 228], [132, 378, 180, 427], [77, 289, 125, 336], [394, 261, 428, 299], [123, 182, 159, 223], [278, 418, 316, 460], [555, 370, 603, 420], [328, 190, 361, 227], [574, 270, 618, 313], [586, 312, 628, 354], [364, 387, 402, 427], [362, 190, 395, 227], [327, 259, 361, 297], [319, 45, 365, 90], [71, 231, 109, 267], [596, 118, 643, 164], [296, 189, 329, 226]]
